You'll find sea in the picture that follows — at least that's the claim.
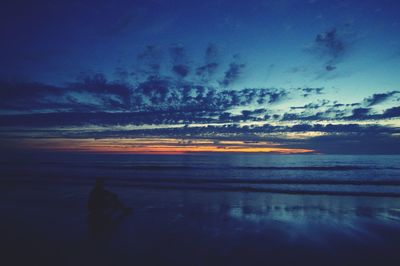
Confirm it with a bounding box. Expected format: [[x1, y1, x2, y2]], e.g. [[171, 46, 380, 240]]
[[3, 153, 400, 197], [2, 153, 400, 265]]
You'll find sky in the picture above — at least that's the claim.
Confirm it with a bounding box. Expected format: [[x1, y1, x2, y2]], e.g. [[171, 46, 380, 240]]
[[1, 0, 400, 154]]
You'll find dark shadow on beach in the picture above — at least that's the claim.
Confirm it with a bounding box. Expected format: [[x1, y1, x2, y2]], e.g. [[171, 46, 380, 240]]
[[1, 181, 400, 265]]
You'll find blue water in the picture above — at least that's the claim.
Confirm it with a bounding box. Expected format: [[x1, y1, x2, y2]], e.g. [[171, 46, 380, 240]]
[[2, 153, 400, 265], [2, 153, 400, 196]]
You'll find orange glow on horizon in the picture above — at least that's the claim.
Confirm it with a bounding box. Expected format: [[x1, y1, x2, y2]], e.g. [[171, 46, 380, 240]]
[[17, 138, 315, 154], [84, 145, 313, 154]]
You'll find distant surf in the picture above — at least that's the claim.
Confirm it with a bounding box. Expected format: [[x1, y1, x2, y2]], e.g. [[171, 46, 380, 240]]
[[2, 153, 400, 197]]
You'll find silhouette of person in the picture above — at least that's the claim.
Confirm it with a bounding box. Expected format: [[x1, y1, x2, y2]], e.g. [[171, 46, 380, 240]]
[[88, 178, 130, 214], [87, 179, 131, 236]]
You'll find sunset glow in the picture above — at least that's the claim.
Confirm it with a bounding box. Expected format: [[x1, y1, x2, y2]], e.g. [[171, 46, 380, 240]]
[[18, 138, 314, 154]]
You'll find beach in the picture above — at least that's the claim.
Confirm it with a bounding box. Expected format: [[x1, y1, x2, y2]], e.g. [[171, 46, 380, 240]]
[[1, 153, 400, 265], [1, 179, 400, 265]]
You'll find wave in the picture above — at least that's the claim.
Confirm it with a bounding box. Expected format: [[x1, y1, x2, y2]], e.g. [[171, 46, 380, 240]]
[[108, 182, 400, 198], [2, 174, 400, 197], [103, 177, 400, 186], [5, 160, 398, 171], [94, 165, 380, 171], [3, 171, 400, 186]]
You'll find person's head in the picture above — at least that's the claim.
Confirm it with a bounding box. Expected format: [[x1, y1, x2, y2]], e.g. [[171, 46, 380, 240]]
[[95, 178, 105, 188]]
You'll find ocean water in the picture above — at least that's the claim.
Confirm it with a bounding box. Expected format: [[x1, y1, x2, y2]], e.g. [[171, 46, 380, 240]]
[[2, 153, 400, 265], [3, 153, 400, 197]]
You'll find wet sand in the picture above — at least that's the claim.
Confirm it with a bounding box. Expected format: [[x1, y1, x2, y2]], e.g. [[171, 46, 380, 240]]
[[1, 182, 400, 266]]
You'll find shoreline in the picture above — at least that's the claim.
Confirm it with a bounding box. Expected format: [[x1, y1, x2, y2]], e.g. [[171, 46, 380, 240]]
[[2, 183, 400, 265]]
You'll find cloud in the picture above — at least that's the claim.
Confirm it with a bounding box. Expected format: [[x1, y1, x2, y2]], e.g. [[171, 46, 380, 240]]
[[219, 54, 245, 87], [382, 106, 400, 118], [217, 108, 269, 123], [196, 43, 220, 81], [0, 80, 61, 100], [172, 65, 190, 78], [204, 43, 219, 63], [364, 91, 399, 106], [196, 63, 219, 80], [0, 73, 291, 125], [71, 73, 132, 107], [308, 26, 354, 73], [345, 106, 400, 120], [281, 103, 400, 122], [2, 71, 398, 127], [315, 28, 345, 69], [169, 44, 191, 79], [134, 44, 242, 84], [349, 107, 371, 119], [290, 100, 329, 110], [0, 74, 133, 112], [0, 80, 63, 111], [325, 65, 336, 71], [297, 132, 400, 154], [136, 45, 163, 76], [299, 87, 324, 97], [281, 112, 325, 121], [219, 62, 245, 87]]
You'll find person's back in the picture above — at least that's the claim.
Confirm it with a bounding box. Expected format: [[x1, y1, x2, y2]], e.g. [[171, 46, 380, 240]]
[[88, 179, 107, 213], [88, 179, 130, 213]]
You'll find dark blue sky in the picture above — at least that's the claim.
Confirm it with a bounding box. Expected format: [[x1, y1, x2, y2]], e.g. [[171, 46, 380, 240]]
[[1, 0, 400, 154]]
